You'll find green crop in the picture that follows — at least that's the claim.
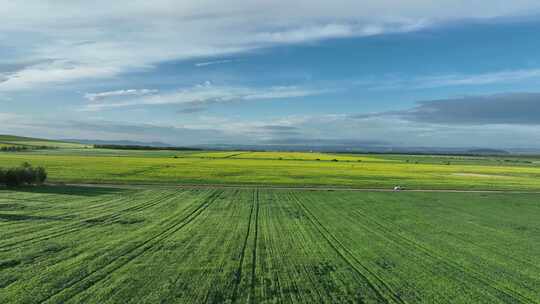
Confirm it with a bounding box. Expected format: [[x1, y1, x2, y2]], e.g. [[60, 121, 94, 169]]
[[1, 152, 540, 190], [0, 187, 538, 303]]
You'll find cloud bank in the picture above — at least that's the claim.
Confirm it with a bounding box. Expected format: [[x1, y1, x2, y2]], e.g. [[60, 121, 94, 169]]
[[354, 92, 540, 125], [1, 1, 539, 91], [82, 82, 328, 111], [3, 90, 540, 149]]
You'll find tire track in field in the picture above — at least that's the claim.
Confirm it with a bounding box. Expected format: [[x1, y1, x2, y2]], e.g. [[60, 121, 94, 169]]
[[225, 152, 249, 158], [5, 189, 190, 246], [289, 192, 407, 304], [339, 197, 536, 304], [426, 201, 540, 272], [0, 191, 187, 281], [249, 189, 260, 304], [0, 192, 140, 243], [0, 190, 182, 252], [230, 189, 257, 303], [40, 190, 222, 304], [162, 189, 242, 303]]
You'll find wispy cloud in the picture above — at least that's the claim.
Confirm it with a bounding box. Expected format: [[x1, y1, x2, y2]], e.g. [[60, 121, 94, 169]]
[[252, 21, 428, 44], [84, 89, 159, 102], [0, 59, 123, 91], [355, 68, 540, 91], [82, 82, 329, 111], [0, 112, 239, 145], [416, 69, 540, 88], [2, 1, 535, 91], [195, 59, 235, 67]]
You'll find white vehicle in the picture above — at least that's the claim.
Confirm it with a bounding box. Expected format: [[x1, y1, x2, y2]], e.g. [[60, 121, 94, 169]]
[[393, 186, 403, 191]]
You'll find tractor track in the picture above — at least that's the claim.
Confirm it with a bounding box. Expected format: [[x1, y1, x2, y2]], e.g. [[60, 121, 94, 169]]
[[47, 182, 540, 194], [250, 189, 260, 304], [0, 190, 184, 252], [289, 192, 408, 304], [335, 196, 536, 304], [39, 189, 222, 304], [230, 189, 257, 303]]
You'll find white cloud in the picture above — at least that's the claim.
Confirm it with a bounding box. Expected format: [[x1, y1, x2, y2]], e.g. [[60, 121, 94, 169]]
[[84, 89, 159, 102], [82, 82, 329, 111], [0, 112, 239, 145], [195, 59, 235, 67], [355, 68, 540, 90], [416, 69, 540, 88], [252, 21, 429, 44], [3, 109, 540, 149], [1, 1, 538, 91], [0, 60, 122, 91]]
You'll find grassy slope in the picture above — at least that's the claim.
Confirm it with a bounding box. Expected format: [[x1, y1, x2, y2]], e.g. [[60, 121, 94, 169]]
[[0, 135, 87, 149], [1, 152, 540, 190], [0, 187, 538, 303]]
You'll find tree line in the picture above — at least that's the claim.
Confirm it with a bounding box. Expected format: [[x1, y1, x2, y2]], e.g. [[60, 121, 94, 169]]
[[0, 145, 54, 152], [0, 163, 47, 187], [0, 146, 30, 152]]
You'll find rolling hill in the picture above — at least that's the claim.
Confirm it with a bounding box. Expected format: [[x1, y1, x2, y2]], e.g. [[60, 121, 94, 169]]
[[0, 135, 88, 149]]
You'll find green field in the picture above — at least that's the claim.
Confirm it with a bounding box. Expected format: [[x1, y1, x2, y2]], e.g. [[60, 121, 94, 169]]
[[1, 136, 539, 303], [1, 152, 540, 190], [0, 186, 538, 303], [0, 135, 88, 149], [191, 151, 396, 162]]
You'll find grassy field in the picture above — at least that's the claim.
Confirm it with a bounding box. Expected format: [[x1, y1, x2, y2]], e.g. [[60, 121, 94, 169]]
[[0, 135, 88, 149], [1, 152, 540, 190], [191, 151, 396, 162], [0, 186, 538, 303]]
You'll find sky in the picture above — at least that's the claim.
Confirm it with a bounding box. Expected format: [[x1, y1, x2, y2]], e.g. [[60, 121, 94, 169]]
[[2, 1, 540, 148]]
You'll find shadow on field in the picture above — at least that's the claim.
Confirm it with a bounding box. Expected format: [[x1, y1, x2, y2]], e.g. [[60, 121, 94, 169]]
[[0, 185, 128, 197], [0, 213, 67, 222]]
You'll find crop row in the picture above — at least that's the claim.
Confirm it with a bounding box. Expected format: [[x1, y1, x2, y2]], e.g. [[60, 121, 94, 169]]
[[0, 187, 539, 303]]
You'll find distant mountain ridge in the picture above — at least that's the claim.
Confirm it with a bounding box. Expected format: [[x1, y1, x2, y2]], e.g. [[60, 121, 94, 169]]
[[466, 148, 510, 155], [195, 143, 519, 155], [2, 134, 537, 155]]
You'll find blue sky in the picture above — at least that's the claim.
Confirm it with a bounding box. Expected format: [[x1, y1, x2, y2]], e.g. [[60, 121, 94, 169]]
[[2, 1, 540, 148]]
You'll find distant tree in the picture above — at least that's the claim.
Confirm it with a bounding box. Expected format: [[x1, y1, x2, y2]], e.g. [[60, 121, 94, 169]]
[[0, 163, 47, 187], [5, 168, 22, 187], [0, 168, 5, 184], [21, 166, 35, 184], [35, 167, 48, 184]]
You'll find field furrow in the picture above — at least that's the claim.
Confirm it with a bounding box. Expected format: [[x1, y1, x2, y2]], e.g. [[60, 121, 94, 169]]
[[0, 186, 538, 303]]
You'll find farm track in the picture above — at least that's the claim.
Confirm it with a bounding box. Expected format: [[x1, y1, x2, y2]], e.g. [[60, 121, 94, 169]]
[[48, 182, 540, 194], [39, 190, 223, 304]]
